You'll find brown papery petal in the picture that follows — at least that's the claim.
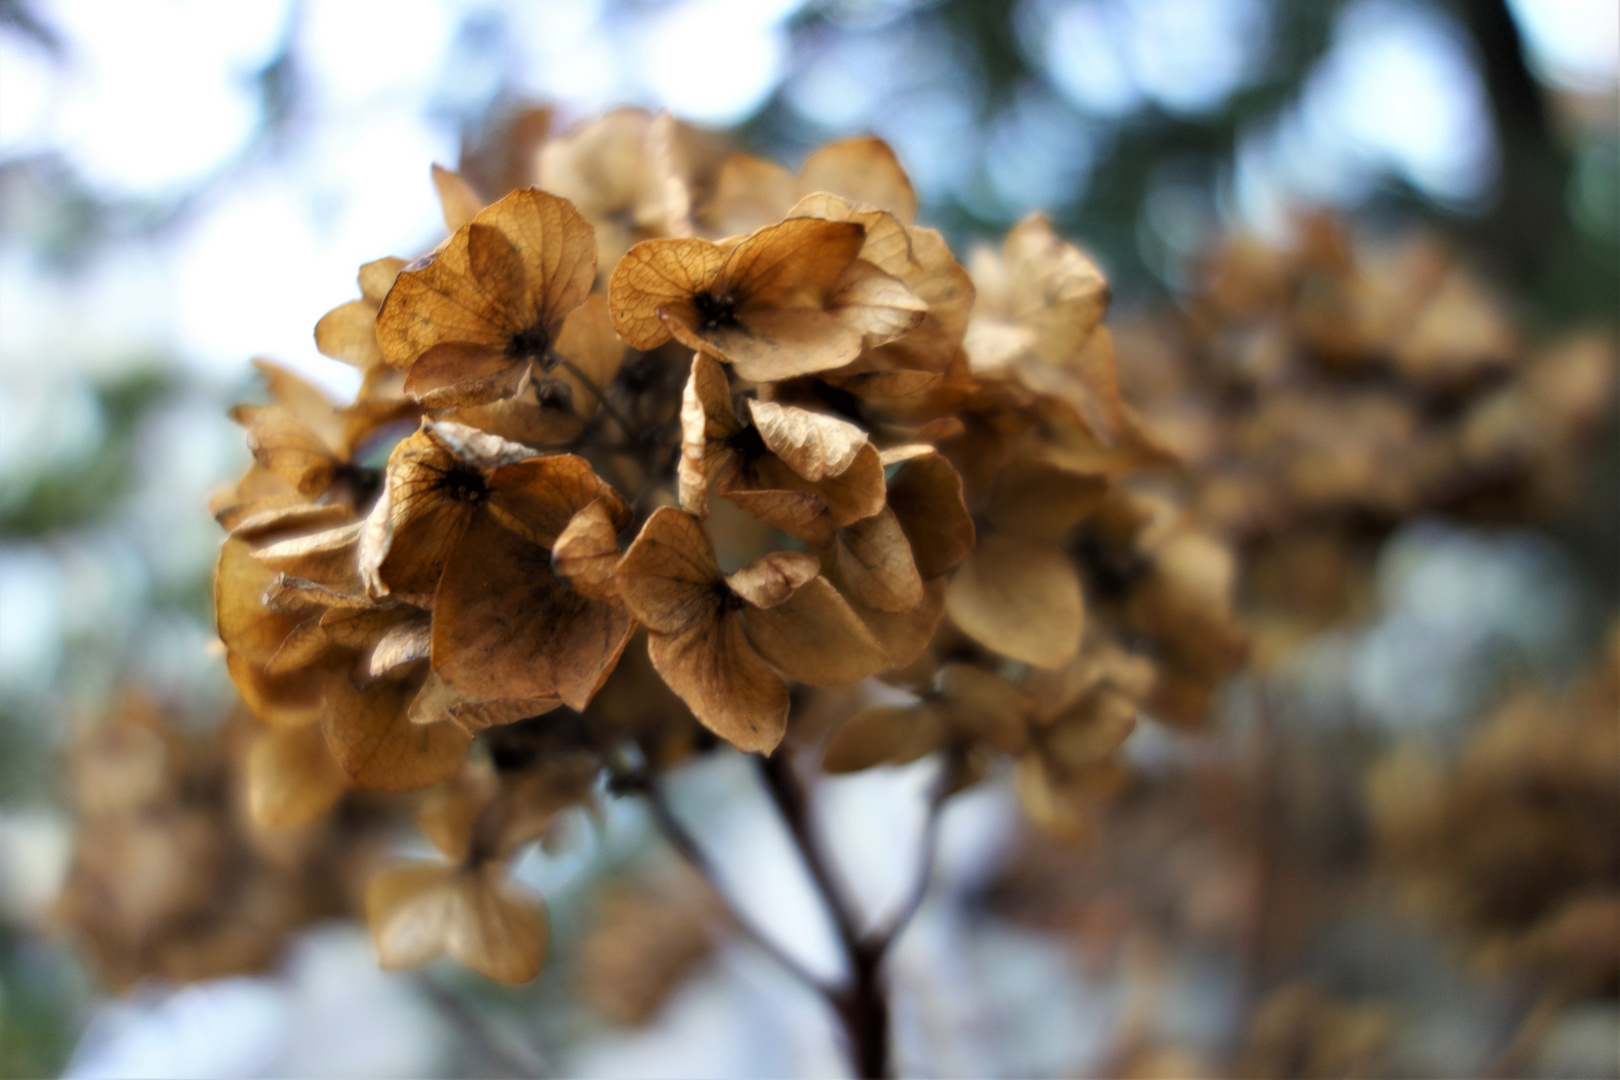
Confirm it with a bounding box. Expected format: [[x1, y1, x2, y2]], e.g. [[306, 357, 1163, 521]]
[[937, 664, 1029, 753], [828, 508, 924, 613], [227, 651, 323, 728], [987, 461, 1107, 541], [829, 259, 925, 346], [945, 535, 1083, 669], [822, 703, 943, 773], [747, 399, 867, 480], [799, 136, 918, 224], [406, 672, 559, 733], [432, 163, 484, 232], [227, 500, 351, 543], [216, 538, 304, 665], [369, 617, 433, 678], [472, 188, 597, 331], [322, 673, 471, 791], [692, 307, 866, 383], [647, 614, 788, 755], [247, 722, 346, 828], [886, 451, 975, 580], [708, 153, 799, 236], [849, 577, 946, 673], [446, 868, 549, 984], [375, 231, 512, 369], [402, 342, 525, 408], [678, 351, 739, 515], [786, 194, 917, 276], [725, 551, 820, 609], [552, 498, 625, 604], [431, 517, 633, 711], [466, 222, 539, 333], [808, 442, 888, 531], [720, 485, 834, 543], [743, 576, 888, 686], [614, 507, 725, 636], [486, 453, 628, 549], [315, 300, 384, 369], [553, 296, 627, 417], [721, 217, 865, 307], [1043, 688, 1136, 772], [608, 237, 727, 349], [252, 521, 365, 594]]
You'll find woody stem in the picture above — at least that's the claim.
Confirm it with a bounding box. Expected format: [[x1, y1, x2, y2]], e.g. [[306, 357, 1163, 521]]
[[756, 751, 891, 1080], [625, 767, 832, 997]]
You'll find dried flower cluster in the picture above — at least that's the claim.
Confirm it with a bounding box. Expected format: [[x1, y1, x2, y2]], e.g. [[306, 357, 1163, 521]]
[[1117, 214, 1616, 663], [55, 693, 392, 990], [204, 108, 1243, 984]]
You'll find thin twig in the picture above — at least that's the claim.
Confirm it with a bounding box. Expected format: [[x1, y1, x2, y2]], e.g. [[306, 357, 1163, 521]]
[[557, 359, 637, 441], [416, 973, 549, 1078], [629, 768, 835, 997], [866, 748, 962, 956]]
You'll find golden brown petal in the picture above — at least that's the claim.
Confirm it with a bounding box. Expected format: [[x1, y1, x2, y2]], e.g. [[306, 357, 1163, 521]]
[[937, 664, 1028, 753], [432, 163, 484, 232], [552, 498, 626, 605], [246, 722, 347, 828], [647, 613, 789, 755], [615, 508, 790, 753], [369, 617, 433, 678], [678, 351, 740, 515], [485, 453, 629, 549], [945, 534, 1083, 669], [608, 238, 727, 349], [986, 461, 1107, 541], [431, 517, 633, 711], [822, 704, 943, 773], [402, 342, 527, 408], [743, 576, 889, 686], [321, 672, 470, 791], [474, 188, 597, 330], [314, 300, 385, 370], [884, 450, 975, 580], [826, 508, 924, 614], [552, 295, 627, 417], [358, 257, 407, 305]]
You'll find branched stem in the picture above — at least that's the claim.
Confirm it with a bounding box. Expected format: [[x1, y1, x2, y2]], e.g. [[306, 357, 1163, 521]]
[[619, 766, 833, 997]]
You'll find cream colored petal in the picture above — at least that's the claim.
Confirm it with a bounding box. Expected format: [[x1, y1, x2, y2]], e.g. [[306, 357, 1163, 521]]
[[367, 862, 456, 970], [369, 616, 433, 678], [746, 399, 867, 480], [314, 300, 385, 369], [552, 498, 624, 604], [829, 259, 925, 346], [432, 163, 484, 232], [798, 136, 918, 223], [445, 870, 549, 984], [678, 351, 740, 515], [724, 551, 820, 609]]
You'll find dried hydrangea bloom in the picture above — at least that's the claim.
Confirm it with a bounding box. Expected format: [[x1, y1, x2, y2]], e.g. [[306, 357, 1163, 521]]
[[944, 459, 1106, 669], [314, 257, 411, 402], [678, 352, 886, 541], [615, 507, 885, 752], [376, 188, 597, 407], [706, 135, 918, 237], [365, 756, 593, 983], [609, 216, 924, 382]]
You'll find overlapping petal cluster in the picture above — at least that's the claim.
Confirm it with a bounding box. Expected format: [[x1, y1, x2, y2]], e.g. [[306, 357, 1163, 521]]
[[211, 109, 1245, 981]]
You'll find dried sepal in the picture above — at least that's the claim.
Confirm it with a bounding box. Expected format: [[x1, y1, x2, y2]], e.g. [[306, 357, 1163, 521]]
[[366, 862, 548, 984], [246, 722, 347, 828]]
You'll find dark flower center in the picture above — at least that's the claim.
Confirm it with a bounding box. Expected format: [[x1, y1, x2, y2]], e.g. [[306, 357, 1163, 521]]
[[440, 465, 489, 504], [691, 290, 740, 331], [508, 323, 558, 371], [727, 417, 769, 462]]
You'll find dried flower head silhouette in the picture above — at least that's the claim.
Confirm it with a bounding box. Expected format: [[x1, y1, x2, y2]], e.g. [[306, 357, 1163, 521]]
[[203, 108, 1245, 1076]]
